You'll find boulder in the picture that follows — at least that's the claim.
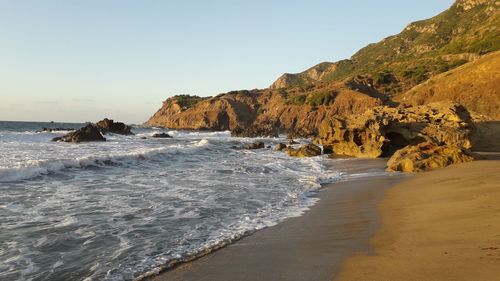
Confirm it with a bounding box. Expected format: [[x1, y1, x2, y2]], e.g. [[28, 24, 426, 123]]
[[318, 102, 473, 158], [386, 142, 474, 172], [52, 124, 106, 143], [152, 133, 172, 138], [244, 141, 265, 150], [275, 143, 288, 151], [41, 127, 75, 132], [96, 118, 133, 135], [287, 144, 322, 157], [288, 139, 299, 145]]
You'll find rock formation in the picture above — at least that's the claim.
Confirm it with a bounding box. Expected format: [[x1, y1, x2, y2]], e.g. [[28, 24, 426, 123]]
[[147, 86, 382, 138], [96, 118, 133, 135], [287, 144, 322, 157], [243, 141, 265, 150], [152, 133, 172, 138], [318, 102, 473, 159], [275, 143, 287, 151], [52, 124, 106, 143], [386, 142, 474, 172]]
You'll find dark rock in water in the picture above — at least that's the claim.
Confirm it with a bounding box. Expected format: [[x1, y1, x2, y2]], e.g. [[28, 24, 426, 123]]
[[288, 139, 299, 145], [41, 127, 75, 132], [96, 118, 133, 135], [52, 124, 106, 143], [152, 133, 172, 138], [231, 121, 280, 138], [275, 143, 287, 151], [287, 144, 322, 157], [140, 136, 148, 139], [243, 141, 265, 150]]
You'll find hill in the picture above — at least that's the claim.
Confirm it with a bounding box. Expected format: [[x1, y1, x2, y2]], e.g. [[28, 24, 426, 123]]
[[147, 0, 500, 136]]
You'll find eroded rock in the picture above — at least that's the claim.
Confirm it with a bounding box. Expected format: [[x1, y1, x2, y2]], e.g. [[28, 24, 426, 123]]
[[287, 144, 322, 157], [318, 102, 473, 158], [386, 142, 474, 172]]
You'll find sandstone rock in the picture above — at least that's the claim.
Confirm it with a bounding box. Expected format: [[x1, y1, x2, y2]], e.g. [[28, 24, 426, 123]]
[[275, 143, 287, 151], [152, 133, 172, 138], [243, 141, 265, 150], [96, 118, 133, 135], [318, 102, 473, 158], [287, 144, 322, 157], [386, 142, 474, 172], [52, 124, 106, 143]]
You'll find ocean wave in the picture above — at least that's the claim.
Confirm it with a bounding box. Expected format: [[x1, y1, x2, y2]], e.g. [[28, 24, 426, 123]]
[[0, 139, 210, 183]]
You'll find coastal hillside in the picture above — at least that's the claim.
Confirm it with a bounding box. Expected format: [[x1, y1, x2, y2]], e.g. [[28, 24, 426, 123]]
[[147, 0, 500, 134], [147, 85, 383, 137], [271, 0, 499, 95], [397, 51, 500, 119]]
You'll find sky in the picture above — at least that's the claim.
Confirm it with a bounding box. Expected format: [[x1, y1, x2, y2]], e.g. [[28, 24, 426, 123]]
[[0, 0, 454, 124]]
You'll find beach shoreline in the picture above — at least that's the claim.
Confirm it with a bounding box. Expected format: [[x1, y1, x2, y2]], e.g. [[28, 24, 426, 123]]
[[337, 158, 500, 281], [151, 159, 402, 281]]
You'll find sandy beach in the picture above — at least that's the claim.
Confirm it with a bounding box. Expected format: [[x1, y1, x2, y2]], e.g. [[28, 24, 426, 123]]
[[338, 158, 500, 281]]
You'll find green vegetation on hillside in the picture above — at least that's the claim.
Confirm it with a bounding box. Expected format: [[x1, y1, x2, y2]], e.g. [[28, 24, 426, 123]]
[[273, 0, 499, 95], [170, 95, 208, 109]]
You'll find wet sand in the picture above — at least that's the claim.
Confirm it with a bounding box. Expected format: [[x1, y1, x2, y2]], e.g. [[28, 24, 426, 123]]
[[337, 159, 500, 281], [151, 160, 401, 281]]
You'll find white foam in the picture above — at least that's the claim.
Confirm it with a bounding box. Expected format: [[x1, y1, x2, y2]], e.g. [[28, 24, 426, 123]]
[[0, 140, 211, 182]]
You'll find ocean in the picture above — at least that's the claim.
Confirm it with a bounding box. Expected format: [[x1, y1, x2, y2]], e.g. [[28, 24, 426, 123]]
[[0, 121, 387, 281]]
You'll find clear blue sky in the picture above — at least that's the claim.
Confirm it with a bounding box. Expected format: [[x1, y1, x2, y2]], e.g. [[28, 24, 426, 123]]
[[0, 0, 453, 124]]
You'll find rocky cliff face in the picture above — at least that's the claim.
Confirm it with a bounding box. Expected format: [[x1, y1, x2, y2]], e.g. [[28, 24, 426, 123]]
[[147, 84, 383, 137], [147, 92, 258, 130]]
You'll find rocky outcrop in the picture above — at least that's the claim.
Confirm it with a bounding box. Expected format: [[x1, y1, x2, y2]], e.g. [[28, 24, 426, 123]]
[[40, 127, 75, 132], [269, 62, 338, 89], [52, 124, 106, 143], [386, 142, 474, 172], [147, 91, 259, 131], [287, 144, 322, 157], [96, 118, 133, 135], [152, 133, 172, 138], [275, 143, 287, 151], [318, 102, 474, 158], [148, 85, 383, 138], [243, 141, 265, 150]]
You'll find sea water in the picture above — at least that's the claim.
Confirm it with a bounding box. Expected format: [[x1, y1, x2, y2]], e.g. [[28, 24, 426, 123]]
[[0, 121, 386, 280]]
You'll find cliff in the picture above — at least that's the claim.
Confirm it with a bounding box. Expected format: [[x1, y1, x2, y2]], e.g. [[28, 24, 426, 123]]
[[147, 84, 382, 136]]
